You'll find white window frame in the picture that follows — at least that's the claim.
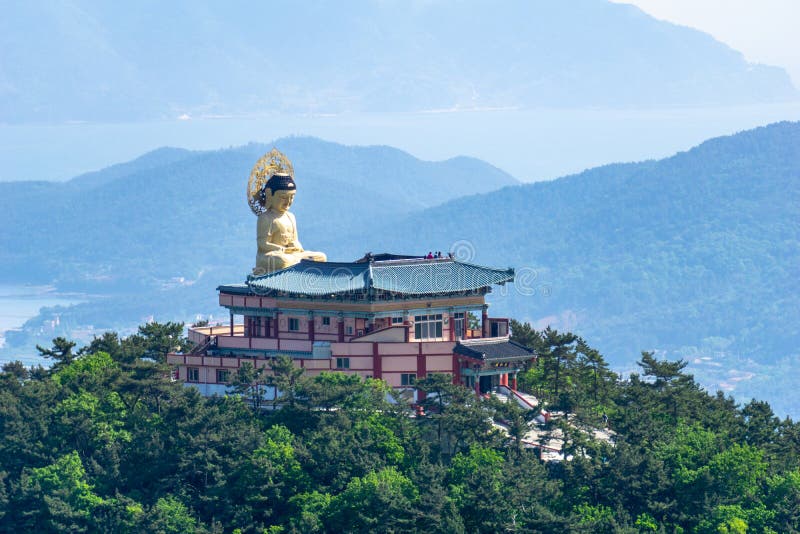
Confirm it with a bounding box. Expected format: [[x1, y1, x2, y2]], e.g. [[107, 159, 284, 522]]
[[414, 314, 443, 340]]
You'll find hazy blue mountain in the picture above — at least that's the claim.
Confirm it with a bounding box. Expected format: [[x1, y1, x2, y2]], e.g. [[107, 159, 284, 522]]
[[4, 125, 797, 352], [3, 122, 799, 414], [346, 122, 800, 370], [2, 0, 795, 123], [0, 137, 517, 287], [67, 147, 197, 191]]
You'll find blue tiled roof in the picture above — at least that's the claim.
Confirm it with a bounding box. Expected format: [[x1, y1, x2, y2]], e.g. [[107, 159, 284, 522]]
[[244, 258, 514, 296], [454, 338, 535, 362]]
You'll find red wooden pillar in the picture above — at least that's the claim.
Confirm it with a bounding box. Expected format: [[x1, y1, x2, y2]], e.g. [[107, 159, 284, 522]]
[[482, 309, 489, 338], [308, 314, 315, 342], [417, 343, 427, 401], [511, 373, 518, 390], [417, 343, 427, 379], [500, 373, 508, 387], [338, 316, 345, 342], [229, 311, 234, 336], [372, 342, 382, 379]]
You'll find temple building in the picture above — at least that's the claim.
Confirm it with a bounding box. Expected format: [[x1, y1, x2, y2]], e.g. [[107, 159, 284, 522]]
[[167, 149, 536, 400]]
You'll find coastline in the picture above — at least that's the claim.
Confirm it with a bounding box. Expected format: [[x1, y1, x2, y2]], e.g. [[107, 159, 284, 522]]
[[0, 284, 86, 344]]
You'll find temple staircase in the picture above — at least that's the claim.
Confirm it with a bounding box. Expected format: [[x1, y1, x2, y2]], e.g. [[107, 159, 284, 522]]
[[189, 335, 216, 355], [493, 385, 539, 410]]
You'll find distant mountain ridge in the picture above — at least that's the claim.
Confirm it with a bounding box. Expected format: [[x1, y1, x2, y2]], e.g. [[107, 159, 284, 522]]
[[2, 121, 799, 415], [0, 137, 518, 286], [4, 122, 798, 359], [1, 0, 796, 123], [347, 122, 800, 366], [67, 147, 197, 191]]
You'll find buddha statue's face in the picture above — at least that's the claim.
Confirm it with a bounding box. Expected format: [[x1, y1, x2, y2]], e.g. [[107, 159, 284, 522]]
[[267, 189, 296, 214]]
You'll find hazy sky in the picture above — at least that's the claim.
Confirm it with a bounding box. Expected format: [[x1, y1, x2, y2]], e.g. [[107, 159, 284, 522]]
[[613, 0, 800, 86]]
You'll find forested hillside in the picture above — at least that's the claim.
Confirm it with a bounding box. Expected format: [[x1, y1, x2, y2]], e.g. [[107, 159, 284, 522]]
[[1, 325, 798, 532], [3, 122, 798, 416], [353, 122, 800, 367]]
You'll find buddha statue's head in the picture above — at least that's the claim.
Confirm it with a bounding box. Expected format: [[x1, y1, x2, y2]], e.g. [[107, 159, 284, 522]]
[[259, 173, 296, 214]]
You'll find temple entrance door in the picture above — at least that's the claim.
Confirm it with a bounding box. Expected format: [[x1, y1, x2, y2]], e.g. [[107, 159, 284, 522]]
[[479, 375, 493, 394], [453, 312, 465, 339], [491, 322, 499, 337]]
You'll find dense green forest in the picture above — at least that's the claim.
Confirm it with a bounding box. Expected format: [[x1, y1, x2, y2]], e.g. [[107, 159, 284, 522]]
[[1, 322, 798, 532]]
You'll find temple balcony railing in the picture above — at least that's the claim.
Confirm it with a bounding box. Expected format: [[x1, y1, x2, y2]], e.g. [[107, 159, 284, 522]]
[[188, 324, 245, 344], [463, 328, 483, 339], [188, 318, 505, 349]]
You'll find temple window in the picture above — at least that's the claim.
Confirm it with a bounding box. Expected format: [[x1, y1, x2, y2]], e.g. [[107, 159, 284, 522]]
[[401, 373, 416, 386], [216, 369, 230, 383], [322, 317, 331, 326], [335, 357, 350, 369], [391, 316, 404, 324], [187, 367, 199, 382], [414, 314, 443, 340], [288, 318, 300, 331]]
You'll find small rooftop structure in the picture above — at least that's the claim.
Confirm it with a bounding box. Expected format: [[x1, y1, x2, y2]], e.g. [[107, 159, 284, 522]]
[[454, 338, 536, 363]]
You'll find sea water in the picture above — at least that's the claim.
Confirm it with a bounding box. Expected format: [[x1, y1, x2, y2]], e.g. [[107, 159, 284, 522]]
[[0, 285, 84, 345], [2, 103, 799, 184]]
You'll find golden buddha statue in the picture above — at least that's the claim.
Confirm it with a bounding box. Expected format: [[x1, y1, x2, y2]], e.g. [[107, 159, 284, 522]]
[[248, 149, 327, 275]]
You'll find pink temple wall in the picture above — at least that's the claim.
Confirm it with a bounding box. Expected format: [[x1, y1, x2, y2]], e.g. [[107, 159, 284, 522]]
[[381, 356, 418, 372], [252, 338, 279, 350], [426, 355, 453, 372], [376, 343, 417, 356], [217, 336, 250, 349], [331, 343, 373, 356], [303, 360, 332, 370]]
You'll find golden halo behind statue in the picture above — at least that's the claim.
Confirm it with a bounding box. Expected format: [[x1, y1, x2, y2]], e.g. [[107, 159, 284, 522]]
[[247, 148, 295, 215]]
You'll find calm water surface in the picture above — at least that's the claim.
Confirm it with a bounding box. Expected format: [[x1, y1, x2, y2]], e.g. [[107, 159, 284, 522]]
[[0, 284, 84, 335], [2, 103, 799, 183]]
